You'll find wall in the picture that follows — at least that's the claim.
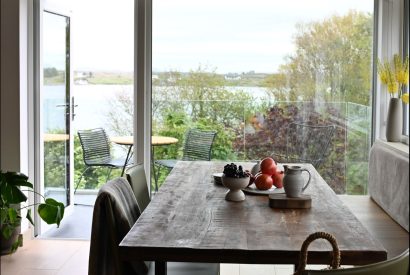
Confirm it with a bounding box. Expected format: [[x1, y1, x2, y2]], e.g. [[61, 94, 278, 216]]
[[0, 0, 22, 172], [1, 0, 31, 232]]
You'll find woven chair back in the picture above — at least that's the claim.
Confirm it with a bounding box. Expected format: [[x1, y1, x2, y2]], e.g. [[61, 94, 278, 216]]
[[78, 128, 112, 166], [182, 129, 217, 161]]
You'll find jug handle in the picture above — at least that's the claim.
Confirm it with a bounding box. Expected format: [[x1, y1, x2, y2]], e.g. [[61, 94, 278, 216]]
[[302, 169, 312, 192]]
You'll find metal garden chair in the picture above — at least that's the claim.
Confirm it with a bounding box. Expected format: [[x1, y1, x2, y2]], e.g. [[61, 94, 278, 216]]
[[274, 122, 336, 169], [153, 128, 217, 191], [75, 128, 129, 193]]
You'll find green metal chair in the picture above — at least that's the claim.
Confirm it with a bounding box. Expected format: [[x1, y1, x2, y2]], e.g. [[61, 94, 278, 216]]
[[75, 128, 129, 193], [153, 128, 217, 191]]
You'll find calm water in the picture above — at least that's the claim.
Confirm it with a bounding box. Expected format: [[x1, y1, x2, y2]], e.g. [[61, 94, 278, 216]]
[[44, 84, 370, 136], [44, 84, 270, 135]]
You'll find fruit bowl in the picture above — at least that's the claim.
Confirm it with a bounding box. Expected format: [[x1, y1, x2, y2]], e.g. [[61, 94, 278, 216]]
[[221, 175, 249, 202]]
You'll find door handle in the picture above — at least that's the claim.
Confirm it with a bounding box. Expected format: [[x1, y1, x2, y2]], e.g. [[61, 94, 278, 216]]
[[71, 97, 78, 120], [56, 104, 69, 107]]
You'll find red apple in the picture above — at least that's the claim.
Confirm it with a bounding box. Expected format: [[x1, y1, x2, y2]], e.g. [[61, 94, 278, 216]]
[[254, 173, 273, 190], [272, 170, 284, 188], [260, 157, 277, 176]]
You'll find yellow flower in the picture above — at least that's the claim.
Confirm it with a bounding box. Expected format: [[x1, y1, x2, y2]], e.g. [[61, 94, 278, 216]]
[[378, 54, 409, 96], [387, 82, 398, 93], [377, 59, 389, 85], [386, 66, 397, 93], [394, 54, 409, 85], [379, 69, 389, 85], [402, 93, 409, 104], [397, 71, 409, 85]]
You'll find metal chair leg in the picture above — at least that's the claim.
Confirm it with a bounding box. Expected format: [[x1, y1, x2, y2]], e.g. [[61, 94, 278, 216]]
[[153, 164, 161, 192], [105, 167, 113, 183], [74, 166, 92, 194]]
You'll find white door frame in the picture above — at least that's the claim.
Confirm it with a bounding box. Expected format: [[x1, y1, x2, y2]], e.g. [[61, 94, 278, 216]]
[[33, 0, 74, 236], [134, 0, 152, 190]]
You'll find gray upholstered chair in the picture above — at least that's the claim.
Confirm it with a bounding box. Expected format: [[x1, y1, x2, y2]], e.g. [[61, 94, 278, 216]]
[[306, 249, 409, 275], [89, 176, 219, 275], [154, 128, 217, 191], [125, 163, 150, 213]]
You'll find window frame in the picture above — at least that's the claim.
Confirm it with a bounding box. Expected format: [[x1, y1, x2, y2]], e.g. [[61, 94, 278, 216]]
[[373, 0, 409, 145], [401, 0, 409, 141]]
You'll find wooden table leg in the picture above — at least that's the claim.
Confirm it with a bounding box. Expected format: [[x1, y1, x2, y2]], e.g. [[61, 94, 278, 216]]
[[155, 261, 167, 275], [294, 263, 299, 273]]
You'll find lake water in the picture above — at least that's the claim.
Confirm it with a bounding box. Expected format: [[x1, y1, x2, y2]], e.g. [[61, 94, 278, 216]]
[[44, 84, 270, 135], [44, 84, 370, 137]]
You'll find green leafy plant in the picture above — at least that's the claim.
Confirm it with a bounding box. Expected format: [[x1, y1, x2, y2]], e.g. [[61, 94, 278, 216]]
[[0, 171, 65, 253]]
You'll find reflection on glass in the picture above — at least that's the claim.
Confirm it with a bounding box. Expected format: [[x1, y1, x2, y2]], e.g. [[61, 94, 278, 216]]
[[43, 11, 70, 206], [151, 1, 374, 194]]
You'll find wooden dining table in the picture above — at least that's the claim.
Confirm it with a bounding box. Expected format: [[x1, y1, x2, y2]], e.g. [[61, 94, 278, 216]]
[[119, 161, 387, 275]]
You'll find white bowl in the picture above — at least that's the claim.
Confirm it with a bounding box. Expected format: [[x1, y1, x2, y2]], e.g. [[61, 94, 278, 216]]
[[221, 175, 249, 202]]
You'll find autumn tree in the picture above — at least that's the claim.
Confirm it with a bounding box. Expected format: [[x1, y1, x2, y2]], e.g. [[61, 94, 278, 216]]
[[264, 11, 373, 105]]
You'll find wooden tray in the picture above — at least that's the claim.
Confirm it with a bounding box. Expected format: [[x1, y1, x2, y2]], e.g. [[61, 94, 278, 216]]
[[268, 193, 311, 209]]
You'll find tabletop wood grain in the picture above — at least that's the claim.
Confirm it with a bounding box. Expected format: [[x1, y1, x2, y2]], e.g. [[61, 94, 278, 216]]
[[119, 161, 387, 266]]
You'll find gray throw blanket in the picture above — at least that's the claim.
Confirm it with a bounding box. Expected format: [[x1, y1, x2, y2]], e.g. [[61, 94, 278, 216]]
[[88, 177, 149, 275]]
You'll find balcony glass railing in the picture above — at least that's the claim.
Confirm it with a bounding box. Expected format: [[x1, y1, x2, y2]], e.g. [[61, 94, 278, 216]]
[[151, 99, 371, 195]]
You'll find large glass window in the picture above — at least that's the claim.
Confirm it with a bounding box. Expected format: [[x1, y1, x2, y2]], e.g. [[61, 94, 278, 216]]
[[151, 0, 374, 194], [70, 0, 134, 192]]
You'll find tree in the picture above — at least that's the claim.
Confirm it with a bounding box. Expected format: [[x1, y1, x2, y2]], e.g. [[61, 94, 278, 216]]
[[44, 67, 59, 78], [264, 11, 373, 105]]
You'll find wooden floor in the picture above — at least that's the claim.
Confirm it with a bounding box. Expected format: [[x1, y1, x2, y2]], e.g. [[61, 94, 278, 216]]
[[0, 195, 408, 275], [338, 195, 409, 259]]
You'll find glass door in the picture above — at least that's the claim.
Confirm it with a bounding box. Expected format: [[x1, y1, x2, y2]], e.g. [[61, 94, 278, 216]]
[[42, 11, 72, 208]]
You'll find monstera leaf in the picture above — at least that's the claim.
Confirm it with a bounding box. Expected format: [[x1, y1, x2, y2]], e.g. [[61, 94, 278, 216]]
[[0, 172, 33, 205], [37, 198, 65, 227]]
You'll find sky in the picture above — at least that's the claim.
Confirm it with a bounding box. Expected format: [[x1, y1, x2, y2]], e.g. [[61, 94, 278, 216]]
[[45, 0, 373, 74]]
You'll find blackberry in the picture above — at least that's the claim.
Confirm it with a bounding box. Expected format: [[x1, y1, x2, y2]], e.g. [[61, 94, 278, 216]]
[[223, 163, 248, 178]]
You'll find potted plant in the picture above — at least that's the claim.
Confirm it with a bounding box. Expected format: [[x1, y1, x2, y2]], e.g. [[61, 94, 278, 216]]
[[377, 54, 409, 141], [0, 171, 65, 254]]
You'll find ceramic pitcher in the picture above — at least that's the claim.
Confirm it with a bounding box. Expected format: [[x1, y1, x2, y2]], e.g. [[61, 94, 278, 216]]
[[283, 165, 311, 198]]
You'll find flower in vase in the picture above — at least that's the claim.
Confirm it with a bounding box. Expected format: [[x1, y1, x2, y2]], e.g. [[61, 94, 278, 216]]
[[402, 93, 409, 104], [377, 54, 409, 103]]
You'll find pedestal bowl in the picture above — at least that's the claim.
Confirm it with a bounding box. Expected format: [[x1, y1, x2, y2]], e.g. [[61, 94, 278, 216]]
[[221, 175, 249, 202]]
